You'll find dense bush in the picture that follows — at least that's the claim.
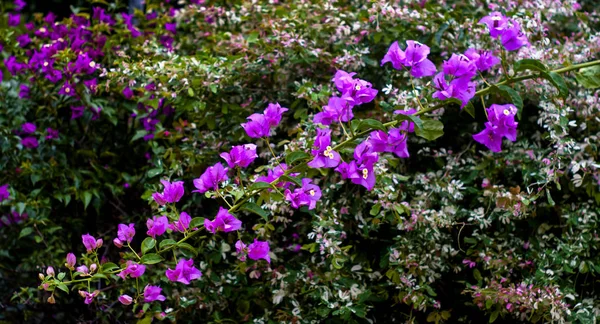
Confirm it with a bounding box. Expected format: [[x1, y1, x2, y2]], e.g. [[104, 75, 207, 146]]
[[1, 0, 600, 323]]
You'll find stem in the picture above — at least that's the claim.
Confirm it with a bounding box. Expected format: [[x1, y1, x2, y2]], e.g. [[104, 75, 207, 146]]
[[264, 137, 283, 170], [127, 243, 141, 260], [237, 167, 245, 195], [339, 120, 350, 139], [216, 190, 233, 208]]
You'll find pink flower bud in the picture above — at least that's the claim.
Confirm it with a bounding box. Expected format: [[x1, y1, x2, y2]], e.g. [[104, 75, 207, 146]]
[[96, 238, 103, 249], [90, 264, 97, 272], [118, 294, 133, 305], [38, 273, 45, 280], [66, 253, 76, 269], [46, 266, 55, 277], [113, 238, 123, 248], [47, 295, 55, 304]]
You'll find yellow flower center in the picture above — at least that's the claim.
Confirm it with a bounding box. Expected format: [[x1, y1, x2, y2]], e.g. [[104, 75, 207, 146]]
[[355, 85, 361, 91], [89, 61, 96, 68], [43, 61, 49, 67], [39, 27, 47, 33], [309, 189, 315, 196], [503, 109, 510, 116], [362, 168, 368, 179], [65, 87, 71, 93]]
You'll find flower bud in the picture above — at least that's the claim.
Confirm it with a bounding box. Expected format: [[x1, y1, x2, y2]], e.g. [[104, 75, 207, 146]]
[[42, 283, 50, 291], [90, 263, 97, 273], [39, 273, 45, 280], [155, 312, 166, 320], [78, 290, 87, 298], [113, 238, 123, 248], [96, 239, 103, 249], [47, 295, 56, 304], [46, 266, 55, 277], [66, 253, 76, 269], [118, 294, 133, 305]]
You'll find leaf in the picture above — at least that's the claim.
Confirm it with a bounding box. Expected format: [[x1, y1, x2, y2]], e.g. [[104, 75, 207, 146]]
[[240, 202, 269, 221], [159, 239, 178, 250], [92, 273, 108, 280], [434, 23, 449, 45], [546, 188, 555, 206], [414, 119, 444, 141], [82, 191, 92, 210], [140, 253, 163, 265], [355, 119, 386, 132], [188, 218, 205, 229], [514, 59, 548, 73], [489, 310, 499, 323], [19, 227, 33, 239], [285, 151, 310, 165], [462, 102, 476, 118], [101, 262, 119, 272], [541, 71, 569, 98], [280, 175, 303, 187], [496, 85, 524, 119], [177, 243, 198, 256], [146, 168, 163, 178], [141, 237, 156, 254], [56, 283, 69, 293], [249, 182, 273, 192], [57, 272, 66, 280], [574, 65, 600, 89], [473, 268, 483, 282], [395, 113, 424, 129]]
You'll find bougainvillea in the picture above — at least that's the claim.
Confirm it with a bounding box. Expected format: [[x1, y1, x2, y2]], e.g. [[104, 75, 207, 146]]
[[2, 0, 600, 323]]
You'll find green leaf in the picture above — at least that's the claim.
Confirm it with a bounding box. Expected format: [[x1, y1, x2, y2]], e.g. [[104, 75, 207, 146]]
[[159, 239, 178, 250], [141, 237, 156, 254], [541, 71, 569, 98], [285, 151, 310, 165], [395, 113, 423, 129], [82, 191, 92, 210], [280, 175, 303, 187], [485, 299, 493, 309], [188, 218, 205, 229], [473, 268, 483, 282], [496, 85, 524, 119], [414, 119, 444, 141], [434, 23, 449, 45], [369, 204, 381, 216], [140, 253, 163, 265], [574, 65, 600, 89], [57, 272, 66, 280], [249, 182, 273, 192], [355, 119, 386, 132], [146, 168, 163, 178], [178, 243, 198, 256], [101, 262, 119, 272], [19, 227, 33, 239], [92, 273, 108, 280], [17, 202, 26, 215], [463, 102, 476, 118], [546, 188, 555, 206], [514, 59, 548, 73], [240, 202, 269, 221], [56, 283, 69, 293], [489, 310, 499, 323]]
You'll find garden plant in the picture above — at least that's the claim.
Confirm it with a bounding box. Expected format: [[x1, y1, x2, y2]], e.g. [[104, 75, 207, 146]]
[[1, 0, 600, 323]]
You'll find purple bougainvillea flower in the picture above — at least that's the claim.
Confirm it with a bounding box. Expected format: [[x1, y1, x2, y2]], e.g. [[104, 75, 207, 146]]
[[204, 207, 242, 234], [45, 128, 59, 140], [193, 163, 228, 193], [500, 20, 529, 51], [432, 72, 475, 108], [333, 70, 378, 106], [263, 102, 288, 127], [19, 84, 30, 98], [118, 295, 133, 305], [220, 144, 257, 169], [83, 78, 98, 93], [58, 82, 75, 96], [235, 240, 247, 261], [165, 22, 177, 34], [367, 130, 389, 153], [21, 137, 38, 148], [307, 128, 341, 168], [333, 70, 357, 93], [0, 184, 9, 202], [169, 211, 192, 233], [165, 258, 202, 284], [479, 12, 509, 38], [66, 253, 76, 270], [16, 34, 30, 47], [5, 56, 27, 75], [76, 265, 89, 275], [255, 163, 298, 189], [21, 122, 36, 134], [71, 106, 85, 120], [381, 40, 436, 78], [117, 223, 135, 244], [387, 128, 410, 158], [354, 141, 379, 166], [143, 285, 166, 302], [349, 161, 377, 191], [146, 216, 169, 238], [313, 96, 354, 125], [248, 239, 271, 263], [45, 69, 63, 83], [123, 87, 133, 99], [442, 53, 477, 80], [464, 48, 501, 71], [241, 113, 271, 138], [152, 179, 184, 205], [117, 261, 146, 280], [8, 13, 20, 27], [14, 0, 26, 11], [284, 178, 322, 210], [79, 290, 99, 304], [82, 234, 102, 253], [473, 104, 518, 152]]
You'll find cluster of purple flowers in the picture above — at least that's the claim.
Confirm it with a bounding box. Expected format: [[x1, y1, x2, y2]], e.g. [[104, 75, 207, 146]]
[[313, 70, 377, 125], [204, 207, 242, 234], [472, 104, 518, 152], [15, 122, 59, 149], [241, 103, 288, 138], [235, 239, 271, 263], [0, 210, 28, 228], [284, 178, 322, 210], [479, 12, 530, 52]]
